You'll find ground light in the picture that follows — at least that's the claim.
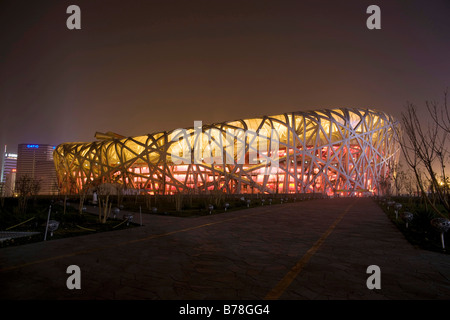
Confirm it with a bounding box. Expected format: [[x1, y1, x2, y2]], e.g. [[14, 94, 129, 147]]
[[431, 218, 450, 250], [401, 212, 413, 228]]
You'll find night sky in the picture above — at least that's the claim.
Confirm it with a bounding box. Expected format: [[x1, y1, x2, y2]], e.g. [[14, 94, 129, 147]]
[[1, 0, 449, 153]]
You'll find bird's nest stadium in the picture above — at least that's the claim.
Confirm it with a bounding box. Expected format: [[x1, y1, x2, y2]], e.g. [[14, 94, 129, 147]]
[[53, 107, 400, 196]]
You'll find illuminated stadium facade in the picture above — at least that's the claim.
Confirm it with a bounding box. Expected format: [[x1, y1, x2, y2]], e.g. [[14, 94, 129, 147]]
[[54, 108, 400, 196]]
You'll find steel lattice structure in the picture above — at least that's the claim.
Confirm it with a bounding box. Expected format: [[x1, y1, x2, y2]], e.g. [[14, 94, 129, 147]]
[[54, 107, 400, 195]]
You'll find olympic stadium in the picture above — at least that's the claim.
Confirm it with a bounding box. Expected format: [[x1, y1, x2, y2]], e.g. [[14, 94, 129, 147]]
[[53, 107, 400, 196]]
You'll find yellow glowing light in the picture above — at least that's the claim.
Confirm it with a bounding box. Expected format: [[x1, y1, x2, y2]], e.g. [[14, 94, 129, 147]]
[[53, 108, 400, 195]]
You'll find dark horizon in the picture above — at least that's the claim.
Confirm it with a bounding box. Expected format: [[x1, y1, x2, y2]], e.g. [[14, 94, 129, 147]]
[[1, 0, 449, 154]]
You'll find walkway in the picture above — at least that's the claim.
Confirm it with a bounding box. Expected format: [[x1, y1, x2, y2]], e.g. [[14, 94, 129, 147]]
[[1, 197, 449, 300]]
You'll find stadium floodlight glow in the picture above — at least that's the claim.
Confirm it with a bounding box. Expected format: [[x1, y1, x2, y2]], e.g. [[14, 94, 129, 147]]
[[170, 121, 280, 167], [53, 107, 400, 196]]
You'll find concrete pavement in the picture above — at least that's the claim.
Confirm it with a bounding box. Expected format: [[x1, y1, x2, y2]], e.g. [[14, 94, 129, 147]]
[[0, 197, 449, 300]]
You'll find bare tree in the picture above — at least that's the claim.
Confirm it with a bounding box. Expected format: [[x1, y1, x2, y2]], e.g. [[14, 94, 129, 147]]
[[78, 184, 90, 215], [392, 161, 408, 196], [174, 192, 183, 212], [145, 192, 152, 210], [97, 183, 113, 223], [428, 90, 450, 133], [58, 173, 78, 215], [378, 172, 392, 197], [428, 91, 450, 203], [113, 183, 124, 209], [400, 92, 449, 218], [15, 175, 41, 214], [403, 169, 416, 197], [211, 189, 225, 207]]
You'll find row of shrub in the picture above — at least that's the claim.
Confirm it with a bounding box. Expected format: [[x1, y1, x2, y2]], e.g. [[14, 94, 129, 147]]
[[0, 197, 138, 248], [376, 196, 449, 254], [0, 193, 327, 247]]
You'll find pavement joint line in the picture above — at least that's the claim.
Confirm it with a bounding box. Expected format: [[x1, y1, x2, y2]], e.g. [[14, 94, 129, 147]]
[[0, 207, 273, 272], [264, 201, 356, 300]]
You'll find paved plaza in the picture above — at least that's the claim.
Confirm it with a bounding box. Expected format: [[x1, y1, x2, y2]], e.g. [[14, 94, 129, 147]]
[[1, 197, 449, 300], [0, 231, 41, 242]]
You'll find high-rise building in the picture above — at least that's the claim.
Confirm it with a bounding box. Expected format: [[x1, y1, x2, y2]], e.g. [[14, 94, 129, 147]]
[[16, 144, 58, 195], [4, 168, 16, 197], [0, 146, 18, 196], [1, 146, 18, 183]]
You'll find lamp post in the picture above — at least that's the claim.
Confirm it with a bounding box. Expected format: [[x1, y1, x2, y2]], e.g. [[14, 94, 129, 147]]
[[401, 212, 413, 228], [394, 203, 402, 219], [431, 218, 450, 250], [112, 207, 120, 219], [44, 205, 51, 241]]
